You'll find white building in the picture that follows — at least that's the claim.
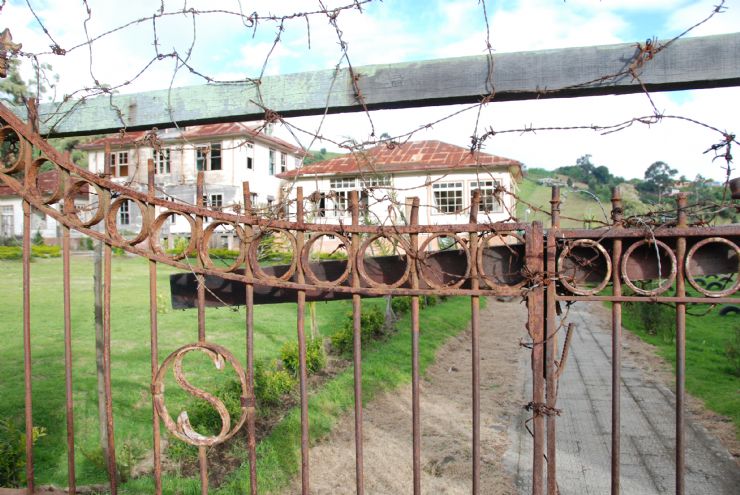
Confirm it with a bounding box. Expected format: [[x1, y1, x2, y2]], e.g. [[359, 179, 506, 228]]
[[278, 140, 521, 230], [0, 170, 89, 247], [80, 123, 304, 249]]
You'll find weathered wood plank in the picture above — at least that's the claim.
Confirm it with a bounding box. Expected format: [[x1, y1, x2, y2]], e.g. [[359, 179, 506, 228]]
[[8, 32, 740, 137]]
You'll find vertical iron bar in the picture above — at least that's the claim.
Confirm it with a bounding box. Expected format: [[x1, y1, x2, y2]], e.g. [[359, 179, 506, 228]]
[[103, 233, 118, 494], [469, 190, 481, 495], [545, 187, 560, 495], [242, 182, 257, 495], [62, 171, 77, 495], [350, 190, 365, 495], [147, 159, 163, 495], [409, 197, 421, 495], [296, 187, 310, 495], [527, 222, 545, 495], [242, 182, 258, 495], [22, 198, 34, 495], [675, 193, 688, 495], [610, 187, 623, 495], [195, 172, 208, 494], [196, 172, 206, 343]]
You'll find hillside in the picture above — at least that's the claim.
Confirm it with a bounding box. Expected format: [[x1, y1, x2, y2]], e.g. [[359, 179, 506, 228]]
[[515, 168, 650, 228]]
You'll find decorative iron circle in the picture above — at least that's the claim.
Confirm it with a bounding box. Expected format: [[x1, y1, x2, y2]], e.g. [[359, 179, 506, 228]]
[[417, 233, 471, 289], [248, 228, 298, 282], [64, 178, 109, 228], [558, 239, 612, 296], [0, 126, 26, 174], [150, 210, 197, 261], [200, 221, 247, 273], [301, 233, 352, 287], [152, 342, 249, 447], [26, 157, 65, 205], [621, 239, 677, 296], [356, 233, 412, 289], [476, 231, 527, 290], [106, 196, 151, 246], [686, 237, 740, 297]]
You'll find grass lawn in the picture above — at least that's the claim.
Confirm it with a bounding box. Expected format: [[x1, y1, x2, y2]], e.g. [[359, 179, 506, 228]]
[[0, 255, 476, 493], [0, 255, 385, 487], [621, 293, 740, 437]]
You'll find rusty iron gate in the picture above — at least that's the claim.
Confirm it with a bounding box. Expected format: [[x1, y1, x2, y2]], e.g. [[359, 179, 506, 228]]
[[1, 100, 739, 495]]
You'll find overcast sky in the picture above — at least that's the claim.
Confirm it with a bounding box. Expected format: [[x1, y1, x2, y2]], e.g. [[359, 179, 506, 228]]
[[3, 0, 739, 181]]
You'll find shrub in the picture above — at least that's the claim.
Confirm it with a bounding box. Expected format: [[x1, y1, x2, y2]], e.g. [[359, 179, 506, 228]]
[[32, 230, 44, 246], [0, 419, 46, 487], [330, 306, 385, 355], [31, 245, 61, 258], [280, 337, 326, 376], [207, 248, 240, 260], [255, 362, 296, 406], [624, 300, 675, 343], [0, 246, 21, 260], [391, 296, 412, 315], [184, 378, 245, 437]]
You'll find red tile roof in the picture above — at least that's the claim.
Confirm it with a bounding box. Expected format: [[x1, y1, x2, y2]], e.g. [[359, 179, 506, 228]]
[[0, 170, 88, 198], [77, 122, 304, 154], [277, 140, 521, 179]]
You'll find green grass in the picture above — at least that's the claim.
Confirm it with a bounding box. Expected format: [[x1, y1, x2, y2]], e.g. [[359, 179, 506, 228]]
[[0, 256, 476, 492], [120, 296, 478, 494], [621, 295, 740, 437], [0, 256, 382, 487]]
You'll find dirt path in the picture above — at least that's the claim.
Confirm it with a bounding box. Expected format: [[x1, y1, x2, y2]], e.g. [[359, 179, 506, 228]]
[[285, 298, 528, 494]]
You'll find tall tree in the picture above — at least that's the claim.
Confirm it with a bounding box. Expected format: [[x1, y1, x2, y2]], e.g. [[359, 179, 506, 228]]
[[642, 161, 678, 203]]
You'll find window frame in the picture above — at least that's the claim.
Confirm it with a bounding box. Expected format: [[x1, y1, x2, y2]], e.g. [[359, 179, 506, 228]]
[[469, 179, 503, 213], [119, 199, 130, 225], [153, 148, 171, 174], [432, 181, 465, 215], [196, 143, 222, 171], [268, 149, 276, 175], [246, 142, 254, 170], [109, 151, 129, 177]]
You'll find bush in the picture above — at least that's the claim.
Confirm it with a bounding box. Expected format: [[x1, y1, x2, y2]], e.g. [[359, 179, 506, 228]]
[[280, 337, 326, 376], [207, 248, 240, 260], [624, 300, 675, 343], [330, 306, 385, 355], [255, 362, 296, 406], [31, 245, 60, 258], [391, 296, 412, 315], [0, 246, 21, 260], [0, 418, 46, 487], [184, 379, 245, 437], [32, 230, 44, 246]]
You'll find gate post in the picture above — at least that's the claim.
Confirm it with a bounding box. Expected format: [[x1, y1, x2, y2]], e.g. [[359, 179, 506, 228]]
[[545, 187, 560, 494], [526, 221, 545, 495]]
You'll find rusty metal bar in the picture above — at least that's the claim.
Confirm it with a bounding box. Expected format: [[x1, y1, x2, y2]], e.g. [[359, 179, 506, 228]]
[[610, 187, 624, 495], [675, 193, 688, 495], [296, 187, 310, 495], [409, 197, 421, 495], [194, 172, 209, 495], [62, 176, 77, 495], [469, 190, 481, 495], [545, 187, 559, 495], [147, 159, 163, 495], [350, 191, 365, 495], [242, 182, 258, 495], [103, 235, 118, 494], [196, 172, 206, 344], [556, 295, 738, 304], [527, 222, 545, 495], [22, 197, 34, 495]]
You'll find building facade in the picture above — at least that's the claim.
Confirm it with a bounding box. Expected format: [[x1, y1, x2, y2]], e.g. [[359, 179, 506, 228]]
[[80, 123, 304, 249]]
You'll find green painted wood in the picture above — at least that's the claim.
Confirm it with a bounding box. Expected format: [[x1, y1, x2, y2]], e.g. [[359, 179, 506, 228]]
[[7, 32, 740, 137]]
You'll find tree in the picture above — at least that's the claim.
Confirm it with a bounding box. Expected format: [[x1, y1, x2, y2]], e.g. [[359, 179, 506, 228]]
[[641, 161, 677, 203]]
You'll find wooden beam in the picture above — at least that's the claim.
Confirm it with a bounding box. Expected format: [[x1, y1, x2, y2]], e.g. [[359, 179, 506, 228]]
[[8, 32, 740, 137]]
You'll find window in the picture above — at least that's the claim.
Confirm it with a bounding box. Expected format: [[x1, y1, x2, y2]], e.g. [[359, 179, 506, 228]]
[[329, 177, 356, 217], [0, 205, 13, 237], [210, 194, 223, 209], [471, 180, 503, 213], [249, 192, 258, 207], [361, 175, 391, 188], [280, 153, 287, 173], [432, 181, 464, 214], [268, 149, 276, 175], [119, 200, 130, 225], [196, 143, 222, 171], [246, 142, 254, 170], [109, 151, 129, 177], [153, 148, 170, 174]]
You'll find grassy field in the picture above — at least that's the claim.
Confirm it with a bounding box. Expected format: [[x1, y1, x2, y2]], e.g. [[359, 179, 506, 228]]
[[0, 256, 387, 486], [0, 256, 476, 492], [622, 295, 740, 437]]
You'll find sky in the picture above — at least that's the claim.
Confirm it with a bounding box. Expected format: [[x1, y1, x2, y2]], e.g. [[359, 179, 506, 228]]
[[2, 0, 739, 181]]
